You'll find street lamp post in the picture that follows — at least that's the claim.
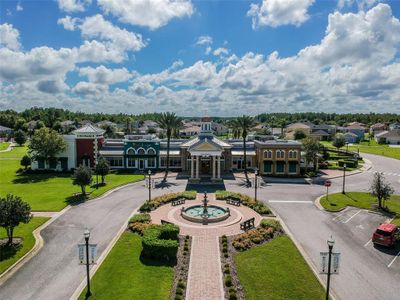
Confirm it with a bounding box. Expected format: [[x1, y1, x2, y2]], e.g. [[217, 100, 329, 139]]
[[254, 169, 258, 202], [148, 170, 152, 203], [342, 163, 347, 194], [326, 236, 335, 300], [84, 229, 92, 298]]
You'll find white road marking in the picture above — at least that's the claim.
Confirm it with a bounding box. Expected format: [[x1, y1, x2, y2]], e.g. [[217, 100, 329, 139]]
[[267, 200, 313, 203], [388, 250, 400, 268], [332, 212, 346, 221], [364, 239, 372, 247], [342, 210, 362, 223]]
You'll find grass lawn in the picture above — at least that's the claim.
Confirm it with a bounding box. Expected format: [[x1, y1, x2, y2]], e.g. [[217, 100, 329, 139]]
[[321, 140, 400, 160], [0, 147, 144, 211], [320, 192, 400, 225], [0, 142, 10, 151], [0, 217, 49, 275], [235, 235, 325, 300], [79, 232, 174, 300]]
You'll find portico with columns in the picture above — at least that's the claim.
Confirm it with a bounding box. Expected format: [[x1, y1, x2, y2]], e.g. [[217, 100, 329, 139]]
[[181, 116, 231, 181]]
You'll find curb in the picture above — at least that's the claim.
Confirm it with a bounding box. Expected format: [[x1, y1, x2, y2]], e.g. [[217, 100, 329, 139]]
[[273, 212, 338, 300], [0, 178, 145, 286], [69, 206, 140, 300], [0, 205, 71, 285]]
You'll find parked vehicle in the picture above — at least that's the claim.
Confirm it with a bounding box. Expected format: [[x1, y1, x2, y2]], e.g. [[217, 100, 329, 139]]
[[372, 224, 400, 247]]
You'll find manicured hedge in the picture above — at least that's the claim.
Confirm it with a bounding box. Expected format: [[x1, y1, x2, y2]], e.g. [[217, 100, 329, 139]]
[[128, 213, 152, 235], [142, 224, 180, 261], [140, 191, 196, 212], [215, 190, 270, 215], [338, 159, 358, 168]]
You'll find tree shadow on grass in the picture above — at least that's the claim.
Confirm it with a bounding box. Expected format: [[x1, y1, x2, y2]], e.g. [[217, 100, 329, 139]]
[[65, 194, 88, 206], [13, 172, 71, 184], [139, 252, 177, 267], [0, 241, 22, 262]]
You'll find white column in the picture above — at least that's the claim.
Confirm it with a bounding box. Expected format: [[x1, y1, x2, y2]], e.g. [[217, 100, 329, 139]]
[[217, 156, 221, 179], [196, 156, 200, 179], [191, 156, 194, 178], [212, 156, 216, 179]]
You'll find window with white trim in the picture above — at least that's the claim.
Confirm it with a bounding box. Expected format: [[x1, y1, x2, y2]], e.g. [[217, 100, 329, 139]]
[[147, 148, 156, 155], [264, 150, 272, 159], [137, 148, 145, 155], [147, 157, 156, 168], [127, 157, 136, 168], [127, 148, 135, 155], [106, 157, 123, 167], [277, 150, 285, 159]]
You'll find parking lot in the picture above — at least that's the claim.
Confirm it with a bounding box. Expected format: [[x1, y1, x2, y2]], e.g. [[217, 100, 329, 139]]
[[331, 207, 400, 273]]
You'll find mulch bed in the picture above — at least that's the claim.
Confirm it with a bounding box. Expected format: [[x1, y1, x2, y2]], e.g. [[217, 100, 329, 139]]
[[170, 235, 191, 300]]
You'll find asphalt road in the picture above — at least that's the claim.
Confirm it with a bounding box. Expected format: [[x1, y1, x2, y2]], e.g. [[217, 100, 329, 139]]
[[0, 179, 185, 300], [1, 153, 399, 300]]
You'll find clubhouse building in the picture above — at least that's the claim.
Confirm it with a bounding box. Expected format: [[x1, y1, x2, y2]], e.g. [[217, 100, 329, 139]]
[[32, 117, 302, 177]]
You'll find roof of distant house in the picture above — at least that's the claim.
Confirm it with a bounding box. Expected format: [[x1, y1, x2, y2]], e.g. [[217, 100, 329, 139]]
[[0, 125, 12, 131], [344, 132, 358, 137], [348, 122, 366, 127], [346, 124, 365, 129], [311, 130, 329, 136], [371, 122, 386, 129], [375, 129, 400, 138], [74, 123, 105, 134], [286, 122, 313, 129]]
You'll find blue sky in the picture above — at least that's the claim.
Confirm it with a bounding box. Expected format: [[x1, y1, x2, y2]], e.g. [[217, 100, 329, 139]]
[[1, 0, 400, 116]]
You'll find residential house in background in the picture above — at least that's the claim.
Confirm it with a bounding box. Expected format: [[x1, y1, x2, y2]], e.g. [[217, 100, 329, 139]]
[[180, 125, 201, 137], [375, 129, 400, 145], [343, 132, 359, 144], [389, 122, 400, 130], [212, 122, 228, 136], [60, 120, 75, 133], [285, 122, 312, 139], [0, 125, 13, 137], [370, 123, 387, 136], [344, 124, 365, 141]]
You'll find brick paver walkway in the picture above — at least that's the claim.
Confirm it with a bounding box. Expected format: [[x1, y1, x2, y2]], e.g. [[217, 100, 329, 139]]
[[150, 193, 262, 300], [186, 233, 224, 300]]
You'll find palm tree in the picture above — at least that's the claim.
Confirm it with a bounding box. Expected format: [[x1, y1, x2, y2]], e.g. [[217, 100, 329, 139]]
[[236, 115, 256, 178], [228, 119, 241, 139], [157, 112, 182, 179]]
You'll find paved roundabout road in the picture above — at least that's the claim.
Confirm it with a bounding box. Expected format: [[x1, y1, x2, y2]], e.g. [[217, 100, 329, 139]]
[[0, 153, 399, 300]]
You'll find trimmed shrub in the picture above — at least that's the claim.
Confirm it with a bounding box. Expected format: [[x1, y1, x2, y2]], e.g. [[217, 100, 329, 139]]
[[177, 280, 186, 289], [139, 191, 196, 212], [142, 224, 180, 261], [224, 275, 232, 287], [129, 222, 151, 235], [175, 296, 182, 300], [224, 267, 230, 274], [338, 159, 358, 168], [129, 213, 151, 224], [215, 190, 270, 215], [175, 288, 183, 295], [224, 253, 229, 258], [229, 291, 237, 300], [260, 219, 282, 231]]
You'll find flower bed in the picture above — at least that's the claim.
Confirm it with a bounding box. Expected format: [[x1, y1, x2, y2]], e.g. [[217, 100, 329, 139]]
[[140, 191, 196, 212], [170, 235, 191, 300], [231, 219, 283, 251], [215, 190, 270, 215]]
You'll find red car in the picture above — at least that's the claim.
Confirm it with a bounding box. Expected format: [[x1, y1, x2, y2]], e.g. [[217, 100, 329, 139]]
[[372, 224, 400, 247]]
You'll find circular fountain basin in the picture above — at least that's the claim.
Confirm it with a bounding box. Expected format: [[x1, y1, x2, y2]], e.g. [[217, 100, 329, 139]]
[[181, 205, 230, 223]]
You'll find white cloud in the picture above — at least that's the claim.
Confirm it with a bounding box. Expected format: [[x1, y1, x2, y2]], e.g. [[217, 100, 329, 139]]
[[213, 47, 229, 56], [2, 4, 400, 116], [98, 0, 193, 30], [16, 3, 23, 11], [247, 0, 315, 29], [205, 46, 212, 55], [196, 35, 213, 46], [79, 14, 146, 52], [57, 16, 79, 31], [57, 0, 91, 13], [0, 23, 21, 50], [79, 65, 132, 84], [72, 81, 107, 95]]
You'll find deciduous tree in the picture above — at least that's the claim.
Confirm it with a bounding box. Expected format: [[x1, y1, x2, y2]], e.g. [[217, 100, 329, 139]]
[[370, 172, 394, 209], [72, 165, 92, 195], [0, 194, 31, 245], [28, 128, 66, 165]]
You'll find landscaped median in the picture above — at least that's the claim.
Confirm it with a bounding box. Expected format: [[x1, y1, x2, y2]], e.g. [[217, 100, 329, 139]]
[[219, 219, 325, 300], [79, 211, 191, 300], [0, 217, 49, 275], [320, 192, 400, 224], [0, 146, 144, 211]]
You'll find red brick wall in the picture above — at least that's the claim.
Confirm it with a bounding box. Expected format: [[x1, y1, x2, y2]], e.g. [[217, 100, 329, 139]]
[[76, 139, 96, 167]]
